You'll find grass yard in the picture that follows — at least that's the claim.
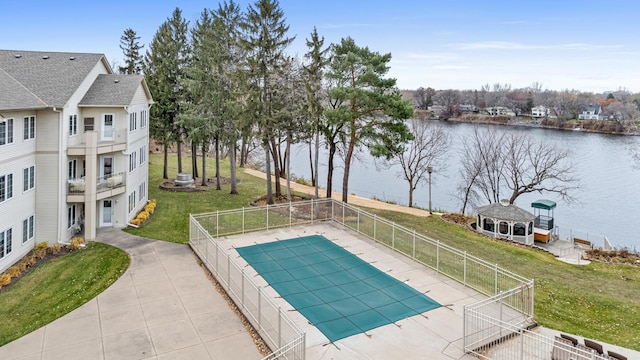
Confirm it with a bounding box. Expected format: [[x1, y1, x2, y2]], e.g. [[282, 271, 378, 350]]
[[364, 208, 640, 351], [0, 242, 129, 346], [125, 153, 299, 243], [133, 152, 640, 351]]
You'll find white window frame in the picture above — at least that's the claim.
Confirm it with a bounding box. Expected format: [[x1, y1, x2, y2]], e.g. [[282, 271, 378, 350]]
[[22, 215, 34, 243], [23, 116, 36, 140], [0, 228, 12, 259], [69, 114, 78, 136], [128, 191, 136, 213], [68, 159, 77, 180], [129, 112, 137, 132], [129, 152, 137, 172], [139, 145, 146, 165], [0, 173, 13, 203], [23, 165, 35, 192], [0, 118, 14, 146], [141, 110, 147, 128], [67, 205, 76, 229], [138, 181, 146, 202]]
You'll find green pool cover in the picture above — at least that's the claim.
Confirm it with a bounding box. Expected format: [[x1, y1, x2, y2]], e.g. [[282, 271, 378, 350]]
[[236, 235, 440, 342]]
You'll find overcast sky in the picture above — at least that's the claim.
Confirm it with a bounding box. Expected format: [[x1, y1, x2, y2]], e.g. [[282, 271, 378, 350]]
[[3, 0, 639, 93]]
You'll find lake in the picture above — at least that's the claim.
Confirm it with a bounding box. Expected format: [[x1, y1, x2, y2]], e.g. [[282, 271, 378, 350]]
[[286, 121, 640, 250]]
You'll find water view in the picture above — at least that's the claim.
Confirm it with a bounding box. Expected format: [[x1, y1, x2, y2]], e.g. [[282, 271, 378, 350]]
[[287, 121, 640, 250]]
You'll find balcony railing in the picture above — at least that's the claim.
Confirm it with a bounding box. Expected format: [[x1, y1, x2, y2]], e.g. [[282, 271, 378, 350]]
[[67, 172, 126, 195], [68, 129, 128, 149]]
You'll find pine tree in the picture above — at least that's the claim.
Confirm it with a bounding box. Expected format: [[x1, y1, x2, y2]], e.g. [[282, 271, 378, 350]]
[[241, 0, 294, 204], [325, 37, 414, 203], [143, 8, 190, 178], [119, 28, 144, 74]]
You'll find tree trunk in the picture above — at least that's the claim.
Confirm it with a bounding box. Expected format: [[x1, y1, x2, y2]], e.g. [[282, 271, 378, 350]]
[[326, 142, 336, 198], [286, 132, 292, 201], [215, 135, 221, 191], [269, 138, 282, 197], [314, 124, 320, 199], [201, 142, 207, 186], [408, 186, 414, 208], [239, 137, 247, 167], [177, 139, 183, 174], [264, 141, 273, 204], [342, 126, 357, 203], [229, 139, 238, 195], [191, 142, 198, 178], [163, 143, 169, 179], [308, 141, 315, 187]]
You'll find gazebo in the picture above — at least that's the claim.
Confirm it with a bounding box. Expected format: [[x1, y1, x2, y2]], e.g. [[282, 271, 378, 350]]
[[475, 200, 536, 245]]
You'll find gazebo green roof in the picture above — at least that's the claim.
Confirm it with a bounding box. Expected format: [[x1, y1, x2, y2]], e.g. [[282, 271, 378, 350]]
[[531, 199, 556, 210]]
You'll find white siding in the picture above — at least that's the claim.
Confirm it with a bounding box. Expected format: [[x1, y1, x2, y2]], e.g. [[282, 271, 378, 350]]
[[35, 154, 61, 244], [0, 154, 37, 273]]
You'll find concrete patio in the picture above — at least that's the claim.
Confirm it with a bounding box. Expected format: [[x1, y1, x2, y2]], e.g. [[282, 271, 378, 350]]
[[0, 229, 261, 360]]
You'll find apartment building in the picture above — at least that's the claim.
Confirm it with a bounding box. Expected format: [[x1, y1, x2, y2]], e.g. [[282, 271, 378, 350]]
[[0, 50, 153, 272]]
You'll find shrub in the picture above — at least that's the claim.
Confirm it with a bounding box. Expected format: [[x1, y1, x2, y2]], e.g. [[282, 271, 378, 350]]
[[34, 247, 47, 260], [35, 242, 48, 251], [16, 259, 28, 272], [0, 274, 11, 287], [130, 218, 141, 226], [136, 211, 149, 221], [50, 243, 62, 255], [5, 266, 20, 278], [69, 237, 84, 250]]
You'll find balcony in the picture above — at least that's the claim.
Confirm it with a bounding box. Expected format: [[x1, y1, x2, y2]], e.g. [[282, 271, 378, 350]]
[[67, 172, 126, 202], [68, 129, 127, 156]]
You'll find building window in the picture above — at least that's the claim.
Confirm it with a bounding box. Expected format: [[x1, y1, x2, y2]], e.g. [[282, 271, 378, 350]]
[[67, 205, 76, 229], [129, 112, 137, 132], [139, 181, 146, 202], [69, 115, 78, 135], [139, 145, 146, 165], [84, 117, 95, 132], [0, 228, 12, 259], [0, 173, 13, 203], [128, 192, 136, 213], [23, 116, 35, 140], [129, 152, 137, 172], [0, 118, 14, 146], [22, 215, 35, 243], [23, 166, 35, 192], [140, 110, 147, 128], [68, 159, 77, 179]]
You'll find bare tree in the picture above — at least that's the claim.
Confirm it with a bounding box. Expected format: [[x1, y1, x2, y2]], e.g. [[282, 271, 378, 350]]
[[456, 127, 578, 210], [502, 133, 578, 204], [388, 119, 449, 207], [413, 87, 435, 110]]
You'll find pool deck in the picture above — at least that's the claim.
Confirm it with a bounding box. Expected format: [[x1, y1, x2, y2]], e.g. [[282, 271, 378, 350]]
[[220, 222, 490, 359]]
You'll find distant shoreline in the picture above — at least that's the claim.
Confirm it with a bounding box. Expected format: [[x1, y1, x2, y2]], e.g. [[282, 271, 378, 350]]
[[413, 109, 640, 136]]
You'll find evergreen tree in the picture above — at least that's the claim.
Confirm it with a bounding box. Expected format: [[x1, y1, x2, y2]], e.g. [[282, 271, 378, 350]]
[[119, 28, 144, 74], [241, 0, 294, 204], [303, 27, 330, 199], [325, 37, 414, 203], [143, 8, 190, 178]]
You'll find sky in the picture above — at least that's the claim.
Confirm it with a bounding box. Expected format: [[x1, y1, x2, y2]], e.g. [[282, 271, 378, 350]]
[[3, 0, 640, 93]]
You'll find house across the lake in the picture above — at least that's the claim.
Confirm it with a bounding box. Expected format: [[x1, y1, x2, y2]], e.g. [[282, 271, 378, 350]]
[[0, 50, 153, 272]]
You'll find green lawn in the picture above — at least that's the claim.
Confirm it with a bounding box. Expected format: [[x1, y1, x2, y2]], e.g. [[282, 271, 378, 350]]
[[135, 153, 640, 351], [0, 243, 129, 346], [125, 153, 293, 243]]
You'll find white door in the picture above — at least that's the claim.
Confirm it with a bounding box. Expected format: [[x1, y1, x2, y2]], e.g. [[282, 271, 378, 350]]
[[100, 200, 113, 227], [101, 114, 114, 141]]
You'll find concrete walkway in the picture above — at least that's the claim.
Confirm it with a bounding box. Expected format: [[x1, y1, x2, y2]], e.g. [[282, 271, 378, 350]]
[[0, 229, 261, 360], [244, 168, 434, 217]]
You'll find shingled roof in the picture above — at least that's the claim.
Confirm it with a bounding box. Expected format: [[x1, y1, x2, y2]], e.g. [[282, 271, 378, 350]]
[[0, 50, 108, 110], [79, 74, 148, 106], [476, 202, 535, 222]]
